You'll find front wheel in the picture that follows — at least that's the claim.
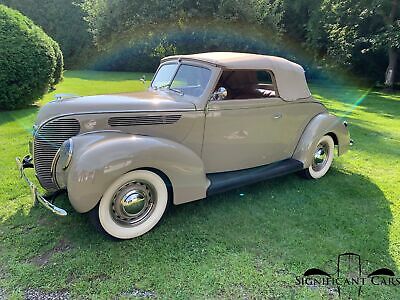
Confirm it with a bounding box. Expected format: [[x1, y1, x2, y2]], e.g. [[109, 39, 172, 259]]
[[89, 170, 169, 239], [300, 135, 335, 179]]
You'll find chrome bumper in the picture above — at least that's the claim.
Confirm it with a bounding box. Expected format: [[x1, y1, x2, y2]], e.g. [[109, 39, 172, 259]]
[[16, 155, 67, 216]]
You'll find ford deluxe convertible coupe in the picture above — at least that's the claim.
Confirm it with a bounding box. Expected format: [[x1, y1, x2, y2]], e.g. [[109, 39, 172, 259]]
[[17, 52, 351, 239]]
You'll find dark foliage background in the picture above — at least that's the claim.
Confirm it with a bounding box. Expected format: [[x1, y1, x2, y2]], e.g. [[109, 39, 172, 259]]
[[0, 4, 63, 110], [1, 0, 92, 69], [1, 0, 399, 85]]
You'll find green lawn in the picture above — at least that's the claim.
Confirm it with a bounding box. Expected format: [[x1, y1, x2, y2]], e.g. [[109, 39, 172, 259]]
[[0, 71, 399, 299]]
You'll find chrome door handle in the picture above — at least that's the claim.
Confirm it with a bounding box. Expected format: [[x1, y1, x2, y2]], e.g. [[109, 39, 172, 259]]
[[273, 113, 282, 119]]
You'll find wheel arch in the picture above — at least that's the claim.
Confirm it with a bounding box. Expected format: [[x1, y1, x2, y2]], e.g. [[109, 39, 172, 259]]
[[65, 131, 208, 213], [139, 167, 174, 205], [326, 131, 339, 146], [292, 113, 350, 168]]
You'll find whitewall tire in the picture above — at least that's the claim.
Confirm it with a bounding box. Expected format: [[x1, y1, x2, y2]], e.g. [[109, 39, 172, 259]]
[[90, 170, 169, 239], [301, 135, 335, 179]]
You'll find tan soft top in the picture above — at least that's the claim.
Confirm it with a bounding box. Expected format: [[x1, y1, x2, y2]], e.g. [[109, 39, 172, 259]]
[[162, 52, 311, 101]]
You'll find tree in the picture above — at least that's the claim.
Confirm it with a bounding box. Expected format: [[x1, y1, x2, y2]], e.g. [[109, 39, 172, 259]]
[[377, 0, 400, 88], [5, 0, 390, 86], [0, 0, 93, 68], [306, 0, 400, 85], [79, 0, 286, 72]]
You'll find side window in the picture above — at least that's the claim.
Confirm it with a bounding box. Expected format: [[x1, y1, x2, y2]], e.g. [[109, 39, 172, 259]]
[[215, 70, 277, 100]]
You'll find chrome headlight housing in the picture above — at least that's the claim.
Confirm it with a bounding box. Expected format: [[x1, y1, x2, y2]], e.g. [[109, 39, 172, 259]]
[[57, 138, 73, 170], [51, 138, 73, 175], [51, 139, 73, 189]]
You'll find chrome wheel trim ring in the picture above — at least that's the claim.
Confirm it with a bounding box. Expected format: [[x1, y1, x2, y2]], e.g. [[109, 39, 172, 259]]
[[111, 181, 156, 226], [312, 142, 329, 172]]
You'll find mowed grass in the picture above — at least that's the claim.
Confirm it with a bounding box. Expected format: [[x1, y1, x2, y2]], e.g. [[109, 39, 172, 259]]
[[0, 70, 399, 299]]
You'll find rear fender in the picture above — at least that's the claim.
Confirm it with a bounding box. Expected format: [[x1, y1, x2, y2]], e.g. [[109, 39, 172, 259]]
[[293, 113, 350, 168], [65, 131, 208, 213]]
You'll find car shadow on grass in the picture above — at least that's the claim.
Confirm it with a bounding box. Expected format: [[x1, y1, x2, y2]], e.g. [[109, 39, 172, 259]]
[[0, 168, 397, 298]]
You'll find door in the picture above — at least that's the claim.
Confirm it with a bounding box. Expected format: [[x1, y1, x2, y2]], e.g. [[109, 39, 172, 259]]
[[202, 96, 290, 173], [201, 69, 325, 173]]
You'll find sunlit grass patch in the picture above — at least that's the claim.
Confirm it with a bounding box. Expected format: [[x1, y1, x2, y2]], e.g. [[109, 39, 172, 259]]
[[0, 73, 398, 299]]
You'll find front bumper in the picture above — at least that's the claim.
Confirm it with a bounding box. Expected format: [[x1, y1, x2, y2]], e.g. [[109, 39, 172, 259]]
[[16, 155, 67, 216]]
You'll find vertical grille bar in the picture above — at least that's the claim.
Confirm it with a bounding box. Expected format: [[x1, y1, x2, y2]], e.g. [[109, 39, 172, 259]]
[[34, 118, 80, 191]]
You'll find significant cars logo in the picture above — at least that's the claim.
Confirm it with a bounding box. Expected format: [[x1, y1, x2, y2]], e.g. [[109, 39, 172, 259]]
[[295, 252, 400, 298]]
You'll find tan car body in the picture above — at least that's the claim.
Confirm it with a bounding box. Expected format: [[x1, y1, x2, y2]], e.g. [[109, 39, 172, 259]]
[[31, 52, 350, 214]]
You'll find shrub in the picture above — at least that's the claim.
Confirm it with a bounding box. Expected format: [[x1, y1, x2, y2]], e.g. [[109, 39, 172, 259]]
[[0, 4, 63, 110], [2, 0, 92, 69], [51, 40, 64, 85]]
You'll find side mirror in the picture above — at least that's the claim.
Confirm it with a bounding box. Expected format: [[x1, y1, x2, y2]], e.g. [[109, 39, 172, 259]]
[[140, 75, 146, 84], [212, 87, 227, 101]]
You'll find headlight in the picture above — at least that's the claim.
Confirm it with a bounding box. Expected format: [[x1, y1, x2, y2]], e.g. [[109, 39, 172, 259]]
[[54, 138, 73, 171]]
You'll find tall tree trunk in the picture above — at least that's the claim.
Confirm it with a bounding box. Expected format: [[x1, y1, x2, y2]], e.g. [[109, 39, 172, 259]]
[[384, 0, 398, 89], [385, 47, 398, 88]]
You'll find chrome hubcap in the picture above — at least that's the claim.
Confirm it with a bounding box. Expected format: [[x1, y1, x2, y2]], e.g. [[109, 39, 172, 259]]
[[121, 190, 146, 215], [111, 181, 155, 226], [312, 142, 329, 172]]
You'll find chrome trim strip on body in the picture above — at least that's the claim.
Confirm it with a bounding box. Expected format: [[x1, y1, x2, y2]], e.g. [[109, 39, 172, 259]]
[[78, 129, 123, 136]]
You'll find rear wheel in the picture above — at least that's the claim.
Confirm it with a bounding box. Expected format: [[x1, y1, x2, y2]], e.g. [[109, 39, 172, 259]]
[[300, 135, 334, 179], [89, 170, 168, 239]]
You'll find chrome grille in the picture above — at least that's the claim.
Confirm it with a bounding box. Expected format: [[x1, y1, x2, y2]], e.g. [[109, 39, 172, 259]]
[[34, 118, 80, 191], [108, 115, 181, 127]]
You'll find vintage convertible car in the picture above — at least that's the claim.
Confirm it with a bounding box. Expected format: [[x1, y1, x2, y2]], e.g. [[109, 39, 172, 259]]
[[17, 52, 351, 239]]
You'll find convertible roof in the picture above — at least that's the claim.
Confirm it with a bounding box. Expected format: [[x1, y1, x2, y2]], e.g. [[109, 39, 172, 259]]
[[161, 52, 311, 101]]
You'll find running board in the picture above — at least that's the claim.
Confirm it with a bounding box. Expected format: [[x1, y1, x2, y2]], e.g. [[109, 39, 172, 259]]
[[206, 159, 304, 196]]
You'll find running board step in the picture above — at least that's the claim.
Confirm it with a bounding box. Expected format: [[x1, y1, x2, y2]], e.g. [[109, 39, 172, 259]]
[[206, 159, 303, 196]]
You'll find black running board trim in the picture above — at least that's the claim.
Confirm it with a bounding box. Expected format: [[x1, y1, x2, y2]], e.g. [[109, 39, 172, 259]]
[[206, 159, 304, 196]]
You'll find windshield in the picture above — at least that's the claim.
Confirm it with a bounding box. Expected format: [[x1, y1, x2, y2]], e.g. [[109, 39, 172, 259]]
[[152, 63, 211, 97], [152, 63, 178, 89]]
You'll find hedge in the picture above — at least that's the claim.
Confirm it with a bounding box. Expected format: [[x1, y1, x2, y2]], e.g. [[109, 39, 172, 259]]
[[0, 4, 63, 110]]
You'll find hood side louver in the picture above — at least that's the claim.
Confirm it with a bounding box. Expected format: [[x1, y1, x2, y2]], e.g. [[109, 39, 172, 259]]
[[108, 115, 181, 127]]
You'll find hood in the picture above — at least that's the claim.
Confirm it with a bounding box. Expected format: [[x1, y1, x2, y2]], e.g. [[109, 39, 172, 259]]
[[36, 90, 196, 125]]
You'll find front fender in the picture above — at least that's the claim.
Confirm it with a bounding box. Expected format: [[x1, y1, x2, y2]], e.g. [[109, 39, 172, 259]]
[[292, 113, 350, 168], [65, 131, 208, 213]]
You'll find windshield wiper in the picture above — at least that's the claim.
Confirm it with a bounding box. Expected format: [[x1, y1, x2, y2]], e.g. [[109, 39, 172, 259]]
[[154, 83, 184, 95], [168, 87, 184, 95], [155, 83, 171, 89]]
